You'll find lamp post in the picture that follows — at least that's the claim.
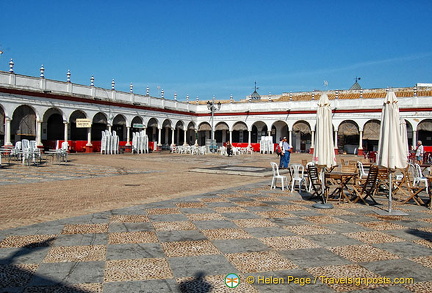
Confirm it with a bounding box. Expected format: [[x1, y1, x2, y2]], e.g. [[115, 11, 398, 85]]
[[207, 97, 221, 153]]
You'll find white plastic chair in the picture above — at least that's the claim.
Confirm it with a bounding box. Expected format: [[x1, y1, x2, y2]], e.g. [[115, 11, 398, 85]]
[[357, 161, 368, 179], [270, 162, 288, 191], [289, 163, 306, 192], [412, 163, 429, 194], [11, 141, 22, 160]]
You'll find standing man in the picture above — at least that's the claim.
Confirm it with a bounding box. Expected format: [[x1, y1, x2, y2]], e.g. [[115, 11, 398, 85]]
[[415, 140, 424, 164], [281, 137, 292, 169]]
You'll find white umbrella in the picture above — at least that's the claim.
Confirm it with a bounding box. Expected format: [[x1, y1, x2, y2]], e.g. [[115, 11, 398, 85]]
[[376, 91, 408, 214], [313, 94, 337, 168], [400, 118, 409, 160], [312, 94, 336, 208]]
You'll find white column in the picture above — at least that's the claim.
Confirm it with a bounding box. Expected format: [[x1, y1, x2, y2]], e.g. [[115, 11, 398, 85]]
[[171, 127, 175, 145], [158, 127, 162, 146], [412, 130, 417, 150], [4, 117, 12, 146], [126, 126, 131, 146], [183, 129, 187, 145], [289, 130, 293, 145], [36, 120, 43, 147], [86, 128, 92, 146], [248, 130, 252, 146], [64, 122, 69, 142], [358, 130, 363, 151], [310, 130, 315, 149], [194, 130, 198, 145], [229, 131, 233, 144], [108, 125, 112, 133], [334, 130, 338, 150]]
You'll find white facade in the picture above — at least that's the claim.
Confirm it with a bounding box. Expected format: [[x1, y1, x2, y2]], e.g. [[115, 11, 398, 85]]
[[1, 70, 432, 153]]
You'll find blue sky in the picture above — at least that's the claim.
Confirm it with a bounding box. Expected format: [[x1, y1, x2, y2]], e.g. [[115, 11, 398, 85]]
[[1, 0, 431, 101]]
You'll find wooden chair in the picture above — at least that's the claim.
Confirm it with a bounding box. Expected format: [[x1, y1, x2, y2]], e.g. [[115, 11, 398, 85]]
[[352, 165, 379, 205], [400, 164, 427, 206], [307, 164, 327, 203]]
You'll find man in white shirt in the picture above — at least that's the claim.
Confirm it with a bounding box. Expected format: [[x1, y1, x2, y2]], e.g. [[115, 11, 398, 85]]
[[280, 137, 292, 168], [415, 140, 424, 164]]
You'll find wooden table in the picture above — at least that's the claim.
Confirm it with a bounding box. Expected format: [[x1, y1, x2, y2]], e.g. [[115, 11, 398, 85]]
[[419, 164, 431, 173], [325, 172, 358, 203]]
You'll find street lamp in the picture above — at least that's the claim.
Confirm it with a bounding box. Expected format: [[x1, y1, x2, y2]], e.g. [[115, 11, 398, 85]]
[[207, 97, 221, 153]]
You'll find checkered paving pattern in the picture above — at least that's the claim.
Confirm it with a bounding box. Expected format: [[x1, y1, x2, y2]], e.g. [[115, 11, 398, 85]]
[[0, 183, 431, 292]]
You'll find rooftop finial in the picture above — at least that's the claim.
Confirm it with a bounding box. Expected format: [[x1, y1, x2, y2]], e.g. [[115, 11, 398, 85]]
[[9, 59, 14, 73], [40, 65, 45, 78]]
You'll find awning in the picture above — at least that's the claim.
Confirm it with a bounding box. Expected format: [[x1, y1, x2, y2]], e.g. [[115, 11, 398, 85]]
[[363, 120, 380, 140], [338, 122, 359, 135], [233, 123, 248, 131], [293, 121, 311, 134]]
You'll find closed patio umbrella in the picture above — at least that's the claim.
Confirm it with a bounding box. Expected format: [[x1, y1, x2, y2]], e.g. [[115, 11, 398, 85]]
[[400, 118, 409, 160], [312, 94, 337, 208], [313, 94, 337, 168], [376, 91, 408, 215]]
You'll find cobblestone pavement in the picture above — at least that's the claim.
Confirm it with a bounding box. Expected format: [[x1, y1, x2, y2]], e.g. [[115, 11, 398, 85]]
[[0, 152, 431, 292]]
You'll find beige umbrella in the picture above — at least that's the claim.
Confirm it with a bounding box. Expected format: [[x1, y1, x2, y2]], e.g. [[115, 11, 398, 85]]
[[376, 91, 408, 215], [313, 94, 337, 168], [312, 94, 336, 208], [400, 118, 409, 160]]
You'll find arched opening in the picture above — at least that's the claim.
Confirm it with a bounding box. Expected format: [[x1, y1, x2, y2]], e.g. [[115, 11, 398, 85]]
[[187, 122, 196, 145], [198, 122, 211, 145], [92, 113, 108, 141], [272, 121, 288, 144], [215, 122, 229, 144], [161, 119, 172, 147], [232, 122, 248, 143], [146, 118, 158, 142], [363, 120, 380, 152], [175, 121, 185, 145], [112, 114, 126, 141], [338, 120, 359, 154], [292, 121, 311, 152], [70, 111, 87, 141], [11, 105, 36, 143], [417, 119, 432, 146], [44, 108, 64, 141], [251, 121, 268, 143]]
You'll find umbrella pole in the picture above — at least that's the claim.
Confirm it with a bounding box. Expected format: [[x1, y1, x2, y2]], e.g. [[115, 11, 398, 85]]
[[388, 172, 392, 213], [375, 170, 407, 215]]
